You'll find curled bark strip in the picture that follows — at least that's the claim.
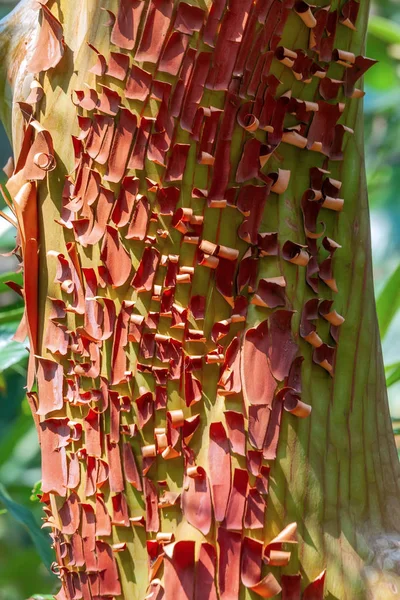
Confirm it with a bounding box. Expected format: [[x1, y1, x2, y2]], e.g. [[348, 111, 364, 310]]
[[282, 240, 310, 266], [241, 537, 282, 597]]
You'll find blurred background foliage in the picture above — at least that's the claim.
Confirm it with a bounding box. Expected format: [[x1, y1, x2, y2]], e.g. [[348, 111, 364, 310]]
[[0, 0, 400, 598]]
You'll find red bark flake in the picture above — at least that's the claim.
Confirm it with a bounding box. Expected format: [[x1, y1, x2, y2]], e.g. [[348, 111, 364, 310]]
[[125, 65, 153, 101], [126, 194, 149, 240], [340, 0, 360, 30], [174, 2, 205, 34], [135, 0, 173, 64], [262, 397, 283, 460], [216, 257, 237, 306], [85, 114, 113, 160], [194, 543, 217, 600], [107, 51, 130, 80], [27, 4, 65, 73], [208, 422, 231, 522], [97, 85, 121, 116], [100, 225, 132, 288], [136, 390, 154, 428], [110, 390, 121, 443], [122, 441, 142, 490], [313, 343, 335, 375], [182, 467, 212, 535], [264, 522, 297, 565], [144, 477, 160, 532], [301, 189, 325, 239], [67, 452, 80, 490], [249, 404, 272, 450], [182, 414, 201, 445], [236, 138, 262, 183], [111, 300, 134, 385], [84, 409, 101, 457], [95, 493, 112, 536], [112, 491, 130, 526], [241, 537, 282, 597], [237, 185, 270, 245], [268, 310, 298, 381], [281, 574, 301, 600], [104, 108, 137, 183], [244, 487, 266, 530], [207, 86, 240, 201], [224, 411, 246, 455], [306, 101, 341, 155], [218, 528, 242, 600], [156, 186, 180, 215], [36, 357, 64, 416], [111, 0, 145, 50], [184, 371, 203, 407], [165, 143, 190, 182], [181, 53, 211, 132], [112, 176, 139, 227], [131, 247, 160, 292], [159, 31, 189, 76], [303, 570, 326, 599], [300, 298, 321, 347], [40, 418, 69, 496], [106, 434, 124, 493], [164, 540, 195, 600], [75, 185, 115, 247], [343, 55, 377, 98], [252, 276, 287, 308], [224, 468, 248, 531], [88, 43, 106, 76], [241, 320, 276, 406], [59, 492, 80, 535], [218, 337, 242, 395], [96, 541, 122, 596], [206, 0, 252, 91]]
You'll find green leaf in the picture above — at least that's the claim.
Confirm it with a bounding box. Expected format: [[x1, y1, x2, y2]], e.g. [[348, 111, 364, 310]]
[[0, 207, 16, 252], [30, 481, 43, 503], [0, 271, 23, 294], [376, 264, 400, 339], [386, 362, 400, 387], [0, 484, 54, 570], [368, 15, 400, 45]]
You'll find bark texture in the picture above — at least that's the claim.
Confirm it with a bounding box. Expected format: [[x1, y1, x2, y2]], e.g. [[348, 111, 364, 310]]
[[1, 1, 400, 599]]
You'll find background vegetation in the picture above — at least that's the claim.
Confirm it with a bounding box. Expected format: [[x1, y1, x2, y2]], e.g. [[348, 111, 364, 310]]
[[0, 1, 399, 597]]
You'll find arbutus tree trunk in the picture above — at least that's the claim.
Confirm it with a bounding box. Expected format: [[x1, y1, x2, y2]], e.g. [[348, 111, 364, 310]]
[[1, 0, 400, 598]]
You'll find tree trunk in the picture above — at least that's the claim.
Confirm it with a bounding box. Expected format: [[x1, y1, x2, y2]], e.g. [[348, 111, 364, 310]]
[[1, 1, 400, 599]]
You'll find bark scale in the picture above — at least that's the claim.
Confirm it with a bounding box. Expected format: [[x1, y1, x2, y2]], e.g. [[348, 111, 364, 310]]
[[1, 1, 400, 599]]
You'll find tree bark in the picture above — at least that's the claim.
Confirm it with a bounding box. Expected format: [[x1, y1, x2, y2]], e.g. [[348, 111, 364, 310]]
[[1, 1, 400, 599]]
